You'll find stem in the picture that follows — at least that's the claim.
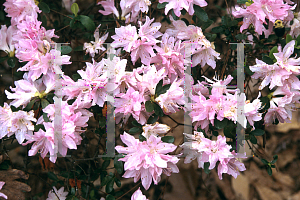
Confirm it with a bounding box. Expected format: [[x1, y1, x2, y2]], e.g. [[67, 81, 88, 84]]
[[116, 182, 141, 200], [50, 9, 73, 19]]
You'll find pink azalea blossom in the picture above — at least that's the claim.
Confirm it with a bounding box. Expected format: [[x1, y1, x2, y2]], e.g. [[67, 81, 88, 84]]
[[138, 16, 162, 44], [111, 25, 139, 52], [115, 132, 179, 190], [0, 25, 16, 56], [0, 182, 7, 199], [158, 0, 189, 17], [46, 187, 68, 200], [131, 188, 148, 200], [98, 0, 119, 18], [142, 122, 170, 139], [121, 0, 151, 14], [3, 0, 41, 25], [0, 103, 13, 138], [84, 24, 108, 57]]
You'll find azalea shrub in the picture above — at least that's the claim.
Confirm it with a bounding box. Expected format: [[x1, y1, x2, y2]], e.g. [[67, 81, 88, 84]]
[[0, 0, 299, 199]]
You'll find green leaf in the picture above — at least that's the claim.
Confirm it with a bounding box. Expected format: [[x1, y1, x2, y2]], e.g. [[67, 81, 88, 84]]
[[47, 172, 59, 181], [60, 46, 72, 55], [267, 167, 272, 176], [71, 187, 76, 195], [237, 0, 248, 3], [262, 56, 274, 65], [194, 5, 208, 22], [296, 35, 300, 45], [171, 10, 179, 20], [34, 124, 45, 132], [269, 46, 278, 60], [147, 114, 158, 124], [250, 129, 265, 136], [73, 45, 83, 51], [132, 120, 142, 127], [145, 101, 154, 112], [77, 15, 95, 32], [249, 134, 257, 144], [41, 15, 47, 27], [214, 118, 228, 129], [106, 194, 115, 200], [270, 155, 278, 164], [115, 178, 121, 187], [223, 123, 236, 138], [39, 2, 50, 13], [156, 84, 171, 96], [43, 112, 50, 122], [139, 134, 147, 142], [261, 159, 269, 165], [7, 57, 16, 68], [157, 2, 168, 9], [102, 160, 111, 170], [286, 34, 293, 44], [41, 99, 50, 109], [129, 127, 142, 133], [153, 103, 164, 117], [114, 157, 123, 174], [0, 160, 10, 170], [72, 73, 81, 81], [235, 34, 247, 40], [71, 3, 79, 17], [245, 65, 254, 76], [212, 131, 219, 136], [0, 56, 8, 63], [24, 99, 36, 111], [212, 26, 224, 33], [155, 80, 163, 95], [161, 136, 174, 143], [106, 178, 114, 193], [204, 162, 210, 174]]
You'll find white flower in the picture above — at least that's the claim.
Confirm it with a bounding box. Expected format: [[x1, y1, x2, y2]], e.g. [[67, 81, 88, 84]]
[[0, 25, 15, 56], [84, 24, 108, 57], [46, 187, 68, 200], [142, 122, 170, 139]]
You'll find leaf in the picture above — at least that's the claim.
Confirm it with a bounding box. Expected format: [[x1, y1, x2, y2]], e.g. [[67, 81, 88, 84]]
[[204, 162, 210, 174], [129, 127, 142, 133], [261, 159, 269, 165], [7, 57, 16, 68], [41, 99, 50, 109], [0, 169, 31, 200], [269, 46, 278, 60], [235, 34, 247, 40], [245, 65, 254, 76], [71, 187, 76, 195], [153, 103, 164, 116], [161, 136, 174, 143], [249, 134, 257, 144], [106, 178, 114, 193], [147, 114, 158, 124], [72, 73, 81, 81], [106, 194, 115, 200], [114, 157, 123, 174], [0, 160, 10, 170], [214, 118, 228, 129], [223, 123, 236, 138], [194, 5, 208, 22], [145, 101, 154, 112], [262, 56, 274, 65], [34, 124, 45, 132], [60, 46, 72, 54], [212, 131, 219, 136], [156, 84, 171, 96], [155, 80, 163, 95], [157, 2, 168, 9], [77, 15, 95, 32], [132, 120, 142, 127], [267, 167, 272, 176], [102, 160, 111, 170], [71, 3, 79, 17], [139, 134, 147, 142], [212, 26, 224, 33], [115, 178, 121, 187], [24, 99, 36, 112], [270, 155, 278, 164], [39, 2, 50, 13], [286, 34, 293, 44], [171, 10, 179, 20], [296, 35, 300, 45], [73, 45, 83, 51], [47, 172, 59, 181], [237, 0, 248, 3], [43, 112, 50, 122], [0, 56, 8, 63], [250, 129, 265, 136]]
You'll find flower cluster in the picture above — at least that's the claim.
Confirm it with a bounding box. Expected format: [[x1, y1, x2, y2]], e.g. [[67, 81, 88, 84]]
[[232, 0, 295, 37], [181, 131, 246, 180], [115, 132, 179, 190]]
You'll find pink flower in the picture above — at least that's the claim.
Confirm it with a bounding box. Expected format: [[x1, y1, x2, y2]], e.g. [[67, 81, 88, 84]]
[[115, 132, 179, 190], [0, 25, 15, 56], [98, 0, 119, 18], [138, 16, 162, 44], [187, 0, 208, 15], [4, 0, 41, 25], [0, 103, 13, 138], [131, 188, 148, 200], [121, 0, 151, 14], [159, 0, 190, 17], [0, 182, 7, 199], [155, 79, 185, 114], [84, 24, 108, 57], [46, 187, 68, 200], [217, 152, 246, 180], [111, 25, 139, 52], [142, 122, 170, 139]]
